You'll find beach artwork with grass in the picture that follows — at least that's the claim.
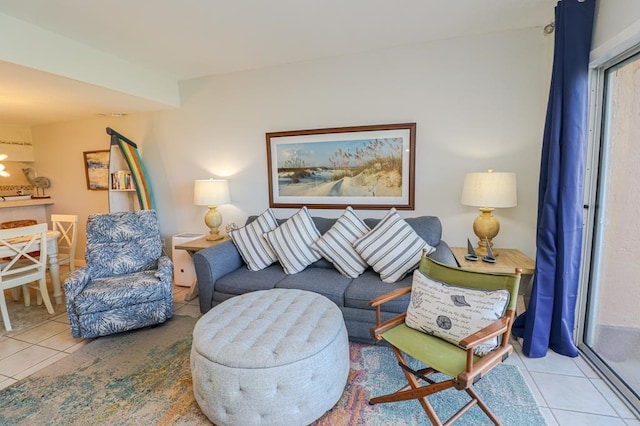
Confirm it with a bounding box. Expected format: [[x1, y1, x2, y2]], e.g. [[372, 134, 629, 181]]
[[267, 123, 415, 209], [276, 137, 403, 198]]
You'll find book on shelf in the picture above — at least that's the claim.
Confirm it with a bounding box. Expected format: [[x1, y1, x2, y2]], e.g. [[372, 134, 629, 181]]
[[111, 170, 134, 190]]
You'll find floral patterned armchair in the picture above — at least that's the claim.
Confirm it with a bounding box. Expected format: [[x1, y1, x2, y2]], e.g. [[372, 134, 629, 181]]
[[64, 210, 173, 338]]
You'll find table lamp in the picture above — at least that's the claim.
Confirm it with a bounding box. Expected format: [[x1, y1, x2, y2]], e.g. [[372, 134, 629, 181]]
[[194, 179, 230, 241], [460, 168, 517, 256]]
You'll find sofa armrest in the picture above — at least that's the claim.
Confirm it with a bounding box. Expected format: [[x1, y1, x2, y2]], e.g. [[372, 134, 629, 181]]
[[193, 240, 244, 312], [429, 240, 457, 266]]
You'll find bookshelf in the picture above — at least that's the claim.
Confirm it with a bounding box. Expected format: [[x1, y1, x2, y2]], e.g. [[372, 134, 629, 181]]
[[106, 128, 155, 213], [108, 144, 139, 212], [111, 170, 134, 191]]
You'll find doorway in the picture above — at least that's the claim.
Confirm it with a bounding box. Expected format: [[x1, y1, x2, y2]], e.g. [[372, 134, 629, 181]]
[[580, 50, 640, 413]]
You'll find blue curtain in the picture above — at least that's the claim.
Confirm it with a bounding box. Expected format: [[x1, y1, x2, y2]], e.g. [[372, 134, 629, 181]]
[[512, 0, 595, 358]]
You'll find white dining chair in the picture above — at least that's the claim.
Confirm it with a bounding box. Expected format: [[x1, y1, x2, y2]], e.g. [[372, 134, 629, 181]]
[[0, 219, 39, 303], [0, 223, 53, 332], [51, 214, 78, 273]]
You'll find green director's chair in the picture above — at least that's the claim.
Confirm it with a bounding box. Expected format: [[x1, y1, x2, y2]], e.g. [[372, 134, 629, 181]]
[[369, 254, 521, 425]]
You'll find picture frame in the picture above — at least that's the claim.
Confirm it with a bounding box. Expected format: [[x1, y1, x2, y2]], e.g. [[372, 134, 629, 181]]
[[83, 150, 110, 190], [266, 123, 416, 210]]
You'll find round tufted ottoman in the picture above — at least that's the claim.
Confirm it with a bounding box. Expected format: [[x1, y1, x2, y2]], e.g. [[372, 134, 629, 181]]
[[190, 289, 349, 426]]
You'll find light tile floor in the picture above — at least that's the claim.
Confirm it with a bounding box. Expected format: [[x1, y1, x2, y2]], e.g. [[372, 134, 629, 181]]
[[1, 284, 639, 425]]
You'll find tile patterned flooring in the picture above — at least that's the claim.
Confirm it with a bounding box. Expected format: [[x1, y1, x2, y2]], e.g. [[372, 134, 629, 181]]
[[1, 284, 639, 425]]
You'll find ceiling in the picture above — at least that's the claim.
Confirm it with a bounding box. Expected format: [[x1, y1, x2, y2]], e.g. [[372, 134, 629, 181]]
[[0, 0, 555, 126]]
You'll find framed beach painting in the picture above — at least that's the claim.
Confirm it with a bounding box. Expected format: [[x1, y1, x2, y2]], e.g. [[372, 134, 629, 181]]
[[83, 150, 110, 190], [266, 123, 416, 209]]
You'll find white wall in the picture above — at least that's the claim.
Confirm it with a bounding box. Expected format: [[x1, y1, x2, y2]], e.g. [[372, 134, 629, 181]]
[[592, 0, 640, 52], [33, 27, 551, 259], [590, 1, 640, 69], [31, 114, 158, 257]]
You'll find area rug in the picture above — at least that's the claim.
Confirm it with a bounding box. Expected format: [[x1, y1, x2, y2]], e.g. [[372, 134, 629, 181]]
[[0, 290, 67, 337], [0, 315, 545, 425]]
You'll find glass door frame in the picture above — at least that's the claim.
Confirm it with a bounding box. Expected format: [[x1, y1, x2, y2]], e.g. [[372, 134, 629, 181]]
[[576, 45, 640, 415]]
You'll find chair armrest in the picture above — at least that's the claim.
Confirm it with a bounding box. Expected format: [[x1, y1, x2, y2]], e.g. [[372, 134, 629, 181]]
[[459, 316, 510, 350], [156, 255, 173, 281], [456, 316, 512, 386], [63, 266, 93, 338], [458, 344, 513, 388], [369, 287, 412, 308], [63, 267, 92, 300], [64, 266, 92, 337], [370, 313, 407, 341], [369, 287, 412, 339]]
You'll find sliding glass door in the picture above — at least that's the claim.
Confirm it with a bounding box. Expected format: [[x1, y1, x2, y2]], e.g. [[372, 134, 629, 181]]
[[580, 50, 640, 412]]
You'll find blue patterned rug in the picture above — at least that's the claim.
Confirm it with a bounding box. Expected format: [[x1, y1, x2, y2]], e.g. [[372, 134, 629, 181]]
[[0, 315, 545, 425]]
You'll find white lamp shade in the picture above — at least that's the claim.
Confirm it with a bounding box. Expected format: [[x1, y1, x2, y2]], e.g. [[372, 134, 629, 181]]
[[194, 179, 230, 206], [461, 171, 517, 208]]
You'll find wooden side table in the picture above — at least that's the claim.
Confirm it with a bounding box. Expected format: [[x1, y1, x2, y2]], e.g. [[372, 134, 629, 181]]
[[450, 247, 535, 314], [175, 235, 231, 301], [450, 247, 535, 275]]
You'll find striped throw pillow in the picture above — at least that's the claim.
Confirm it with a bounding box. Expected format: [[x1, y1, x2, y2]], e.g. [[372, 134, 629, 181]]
[[229, 208, 279, 271], [263, 207, 321, 274], [353, 208, 434, 283], [310, 207, 370, 278]]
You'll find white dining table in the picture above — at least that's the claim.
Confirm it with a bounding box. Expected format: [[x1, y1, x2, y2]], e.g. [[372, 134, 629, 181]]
[[1, 230, 62, 304]]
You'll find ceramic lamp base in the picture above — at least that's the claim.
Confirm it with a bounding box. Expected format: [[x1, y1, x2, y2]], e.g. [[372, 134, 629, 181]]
[[204, 206, 223, 241], [472, 207, 500, 256]]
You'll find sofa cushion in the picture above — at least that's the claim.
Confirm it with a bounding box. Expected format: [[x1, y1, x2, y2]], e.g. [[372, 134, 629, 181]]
[[72, 270, 165, 314], [215, 264, 286, 295], [308, 217, 337, 235], [308, 258, 335, 269], [353, 208, 434, 283], [263, 207, 322, 274], [275, 268, 352, 306], [310, 207, 370, 278], [364, 216, 443, 249], [229, 208, 279, 271], [405, 270, 510, 356], [344, 270, 412, 313]]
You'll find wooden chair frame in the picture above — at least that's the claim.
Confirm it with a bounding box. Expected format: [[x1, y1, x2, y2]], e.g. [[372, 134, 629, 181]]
[[368, 253, 521, 425], [1, 219, 39, 303], [0, 223, 53, 331], [51, 214, 78, 273]]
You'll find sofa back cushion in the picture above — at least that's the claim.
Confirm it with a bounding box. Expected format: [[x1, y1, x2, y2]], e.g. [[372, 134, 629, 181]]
[[364, 216, 442, 249], [246, 212, 444, 273], [247, 215, 336, 235], [248, 215, 443, 246]]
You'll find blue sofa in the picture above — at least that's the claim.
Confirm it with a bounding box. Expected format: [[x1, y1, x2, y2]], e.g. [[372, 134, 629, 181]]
[[193, 215, 456, 343]]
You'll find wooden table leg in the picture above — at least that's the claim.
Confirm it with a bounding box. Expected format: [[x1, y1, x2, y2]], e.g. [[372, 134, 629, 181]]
[[184, 277, 199, 301], [49, 252, 62, 304], [183, 249, 198, 301], [174, 237, 229, 302]]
